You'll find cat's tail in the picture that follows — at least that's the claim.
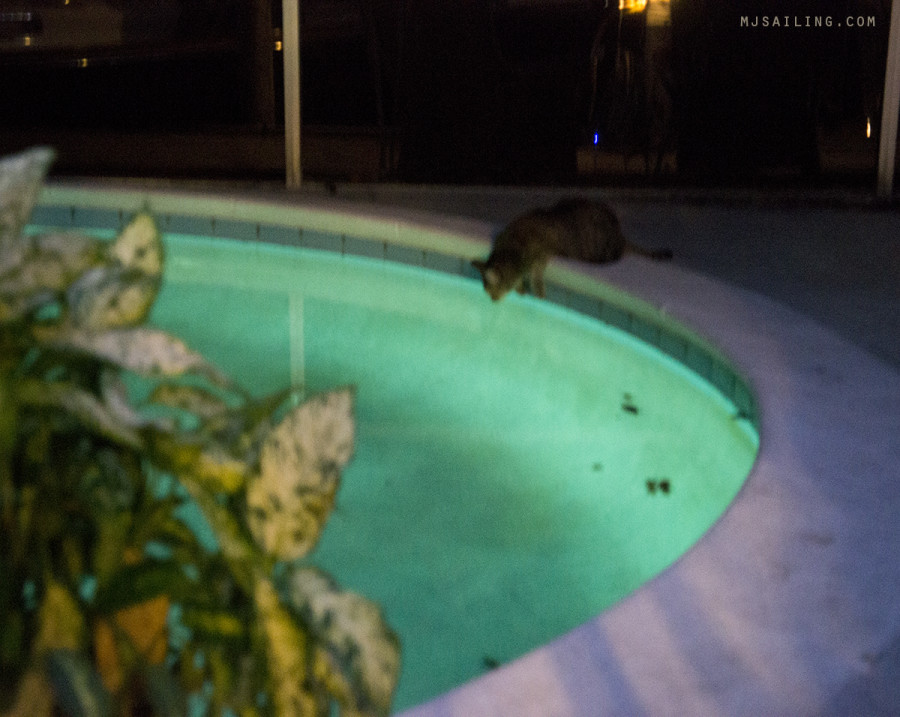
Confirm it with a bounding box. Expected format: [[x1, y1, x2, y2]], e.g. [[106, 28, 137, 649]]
[[624, 242, 673, 260]]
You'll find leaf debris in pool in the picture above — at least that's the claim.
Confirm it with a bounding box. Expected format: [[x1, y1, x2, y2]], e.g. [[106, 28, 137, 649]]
[[646, 478, 671, 495]]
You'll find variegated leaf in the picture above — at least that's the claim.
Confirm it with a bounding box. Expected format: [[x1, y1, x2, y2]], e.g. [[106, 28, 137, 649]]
[[0, 233, 101, 290], [149, 383, 230, 421], [62, 213, 162, 329], [253, 577, 325, 717], [0, 147, 54, 249], [66, 264, 160, 329], [151, 432, 249, 495], [159, 455, 256, 575], [16, 378, 144, 449], [35, 326, 229, 385], [282, 566, 400, 717], [108, 212, 163, 277], [100, 368, 173, 432], [33, 232, 103, 272], [246, 388, 355, 561]]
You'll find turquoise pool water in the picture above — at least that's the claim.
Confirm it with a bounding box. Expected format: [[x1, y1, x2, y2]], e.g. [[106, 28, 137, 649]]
[[26, 210, 757, 711], [149, 233, 758, 710]]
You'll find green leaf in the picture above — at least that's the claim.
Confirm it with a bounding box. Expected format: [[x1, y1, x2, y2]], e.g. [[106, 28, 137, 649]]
[[0, 147, 54, 249], [281, 566, 400, 717], [179, 606, 245, 641], [173, 475, 256, 592], [34, 579, 85, 654], [0, 611, 26, 686], [16, 378, 144, 449], [93, 560, 187, 614], [78, 447, 139, 516], [246, 388, 355, 561], [92, 512, 133, 586], [143, 662, 188, 717], [151, 431, 250, 495], [253, 577, 325, 716], [130, 495, 198, 553], [201, 387, 294, 456]]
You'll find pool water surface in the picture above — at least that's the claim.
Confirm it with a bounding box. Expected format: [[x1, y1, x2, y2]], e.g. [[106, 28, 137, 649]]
[[26, 214, 757, 711], [149, 233, 758, 710]]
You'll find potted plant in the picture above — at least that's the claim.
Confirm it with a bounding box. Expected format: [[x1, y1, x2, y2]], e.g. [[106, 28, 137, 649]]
[[0, 148, 400, 716]]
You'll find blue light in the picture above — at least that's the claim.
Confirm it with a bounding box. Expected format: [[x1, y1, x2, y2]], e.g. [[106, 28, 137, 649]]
[[593, 133, 599, 145]]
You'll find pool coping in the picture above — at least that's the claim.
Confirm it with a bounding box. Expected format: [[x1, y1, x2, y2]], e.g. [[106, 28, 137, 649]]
[[36, 183, 759, 434], [34, 183, 900, 715]]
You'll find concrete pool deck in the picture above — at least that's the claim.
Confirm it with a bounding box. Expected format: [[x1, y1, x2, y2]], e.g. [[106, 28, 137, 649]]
[[326, 186, 899, 716], [49, 180, 900, 715]]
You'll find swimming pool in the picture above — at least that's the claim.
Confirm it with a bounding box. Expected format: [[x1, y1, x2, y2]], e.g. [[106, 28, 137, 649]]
[[32, 186, 759, 711]]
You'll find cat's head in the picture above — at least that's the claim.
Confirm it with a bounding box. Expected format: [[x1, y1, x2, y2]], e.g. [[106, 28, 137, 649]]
[[472, 259, 514, 301]]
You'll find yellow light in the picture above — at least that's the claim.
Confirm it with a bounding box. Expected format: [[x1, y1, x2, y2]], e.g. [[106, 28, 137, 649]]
[[274, 40, 283, 52], [23, 35, 31, 47], [78, 58, 88, 68], [619, 0, 648, 12], [866, 117, 872, 138]]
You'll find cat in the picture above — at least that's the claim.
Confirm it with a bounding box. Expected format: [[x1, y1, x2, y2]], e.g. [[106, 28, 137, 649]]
[[472, 198, 672, 301]]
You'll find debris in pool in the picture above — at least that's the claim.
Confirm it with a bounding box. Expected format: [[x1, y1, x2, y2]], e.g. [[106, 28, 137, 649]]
[[592, 462, 603, 472], [621, 393, 639, 414], [482, 656, 501, 670], [646, 478, 671, 495]]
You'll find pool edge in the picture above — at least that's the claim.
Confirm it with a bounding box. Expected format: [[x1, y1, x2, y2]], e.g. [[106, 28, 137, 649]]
[[37, 183, 760, 435]]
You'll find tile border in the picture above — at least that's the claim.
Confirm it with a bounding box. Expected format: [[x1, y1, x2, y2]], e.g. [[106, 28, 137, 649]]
[[33, 188, 760, 432]]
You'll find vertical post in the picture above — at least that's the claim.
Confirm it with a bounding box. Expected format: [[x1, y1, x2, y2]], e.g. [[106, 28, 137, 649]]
[[283, 0, 302, 188], [877, 0, 900, 197]]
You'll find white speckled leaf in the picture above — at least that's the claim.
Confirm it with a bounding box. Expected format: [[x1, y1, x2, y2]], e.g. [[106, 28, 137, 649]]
[[0, 147, 54, 249], [108, 213, 163, 276], [37, 326, 229, 385], [247, 388, 355, 561], [65, 214, 163, 329], [66, 265, 160, 329], [283, 566, 400, 717], [0, 232, 103, 323], [1, 233, 101, 290]]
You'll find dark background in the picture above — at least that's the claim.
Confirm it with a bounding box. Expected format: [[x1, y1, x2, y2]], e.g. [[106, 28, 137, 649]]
[[0, 0, 892, 186]]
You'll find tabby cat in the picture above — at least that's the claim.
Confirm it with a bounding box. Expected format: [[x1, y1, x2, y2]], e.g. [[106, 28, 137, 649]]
[[472, 198, 671, 301]]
